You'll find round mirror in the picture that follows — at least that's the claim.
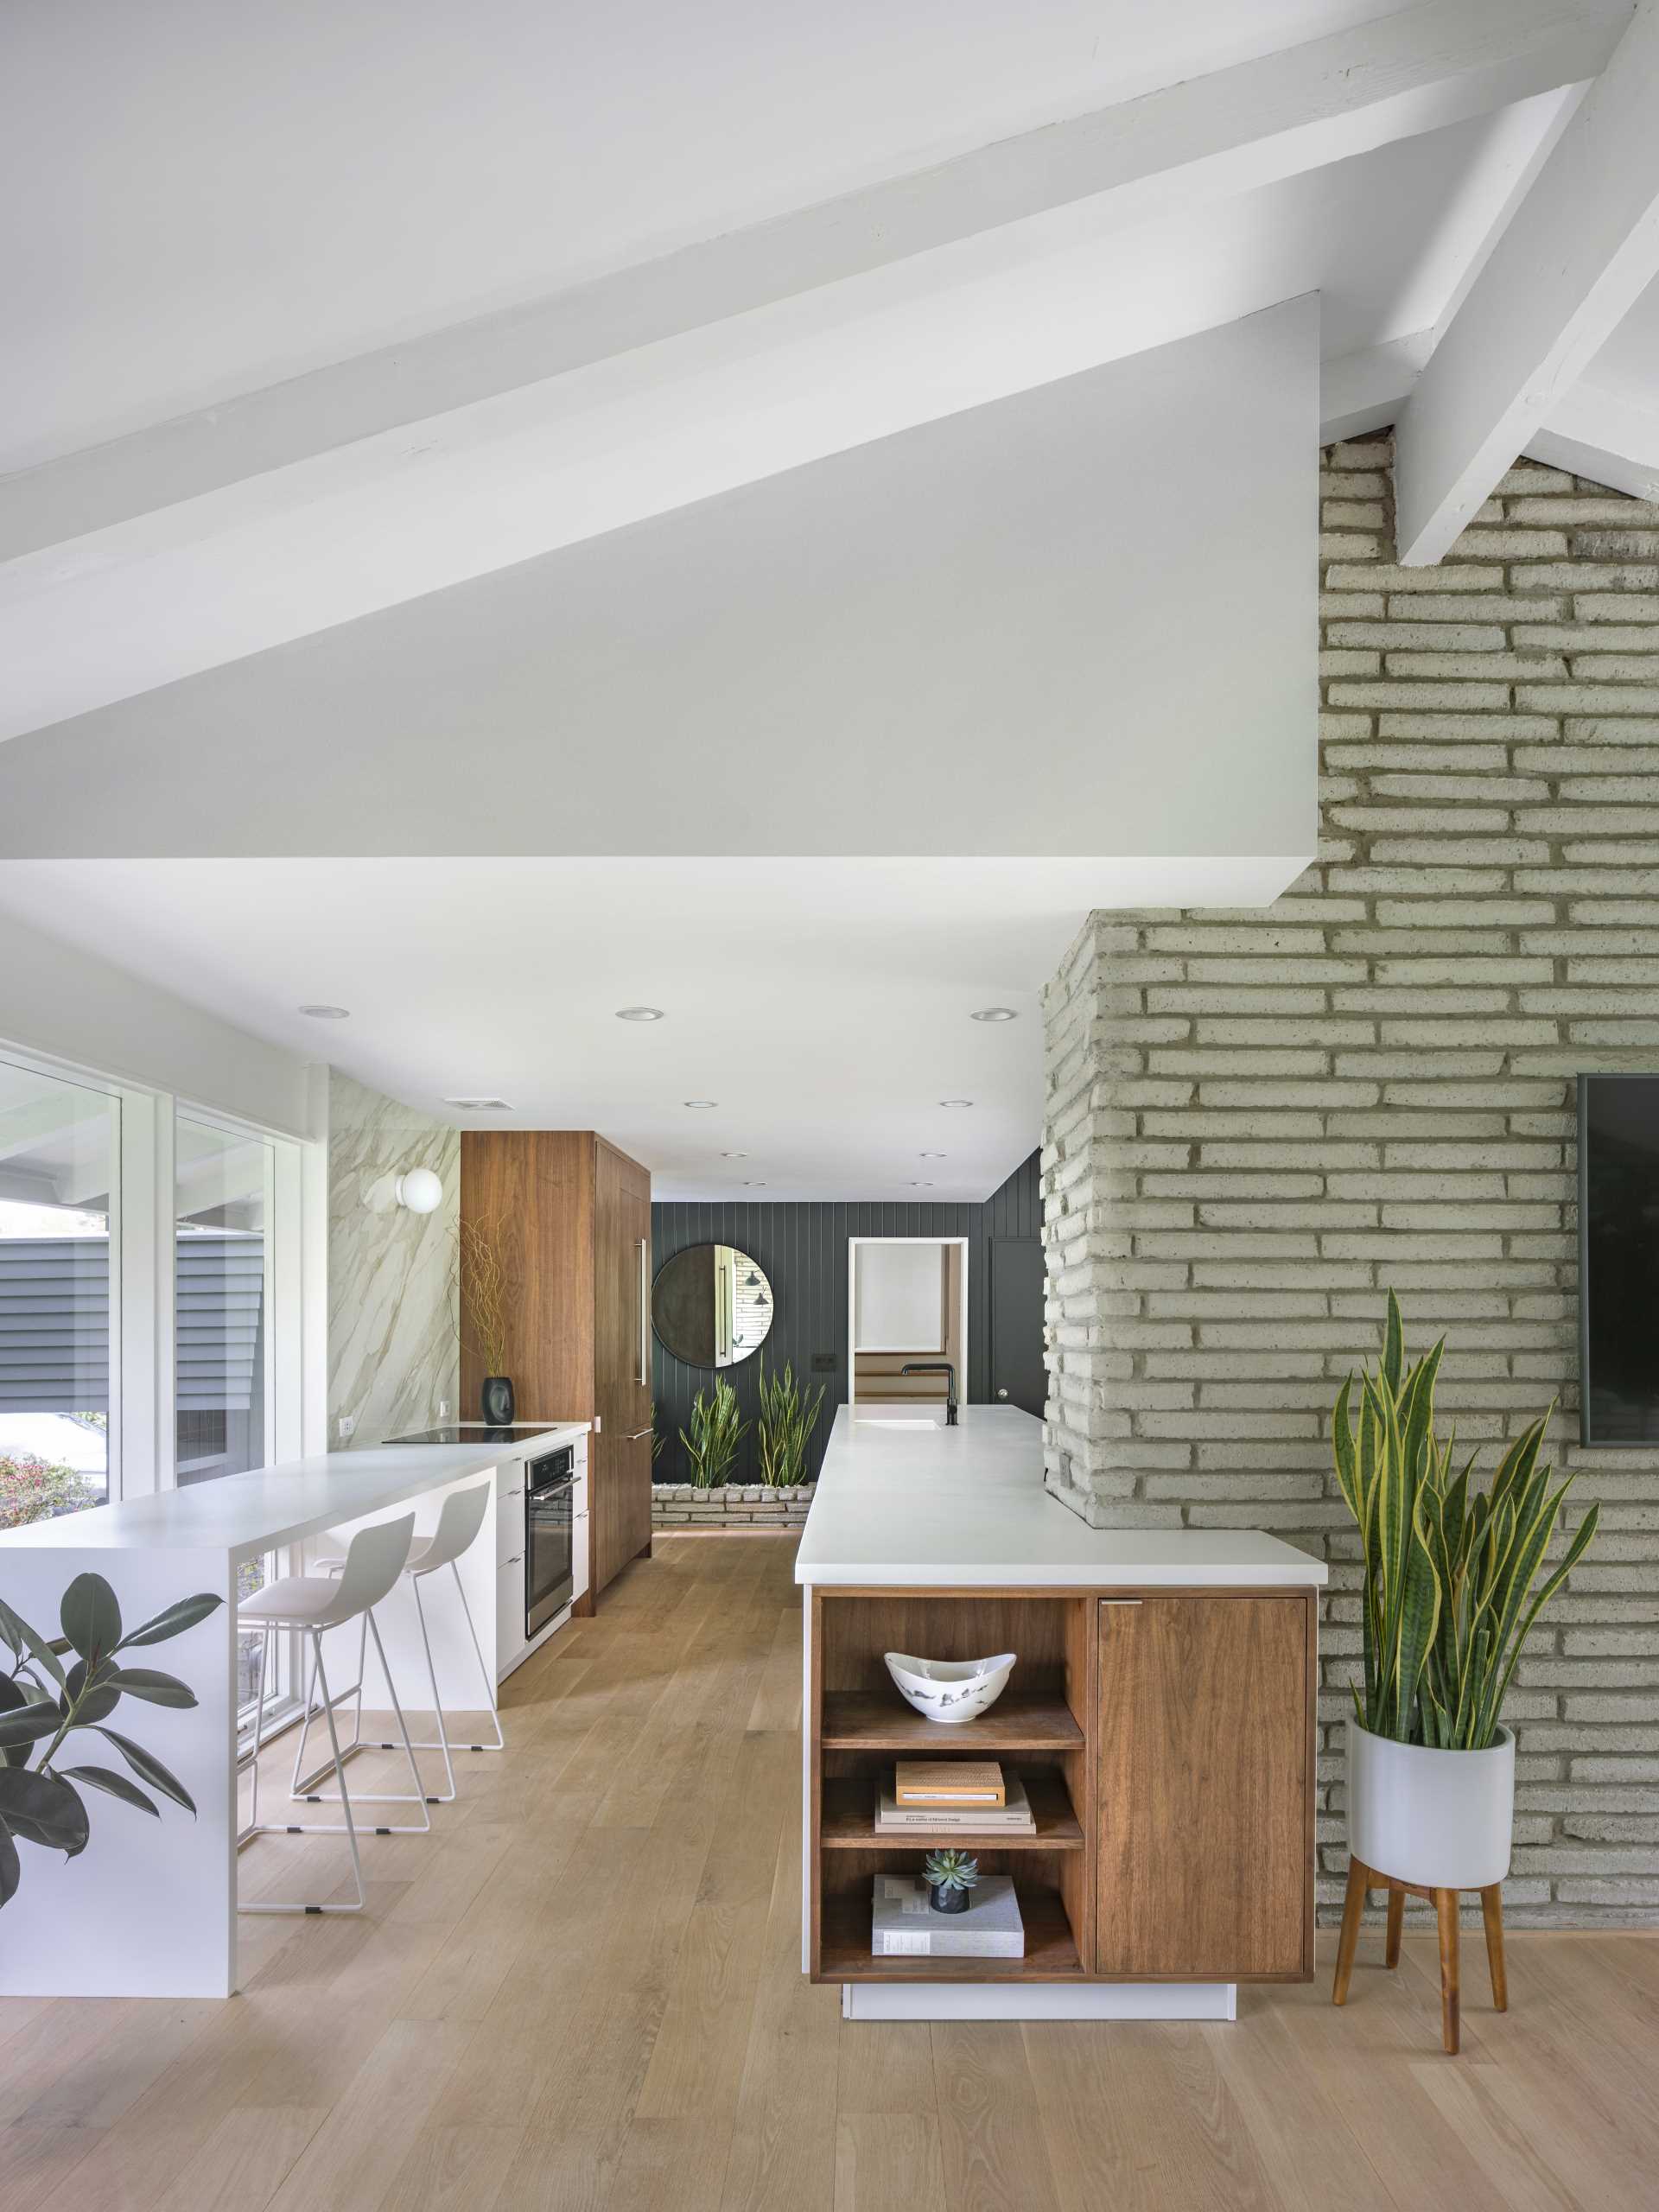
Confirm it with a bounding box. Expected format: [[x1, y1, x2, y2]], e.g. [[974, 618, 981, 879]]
[[652, 1243, 775, 1368]]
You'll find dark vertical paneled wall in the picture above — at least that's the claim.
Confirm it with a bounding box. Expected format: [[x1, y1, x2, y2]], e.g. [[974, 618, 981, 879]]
[[651, 1148, 1040, 1484]]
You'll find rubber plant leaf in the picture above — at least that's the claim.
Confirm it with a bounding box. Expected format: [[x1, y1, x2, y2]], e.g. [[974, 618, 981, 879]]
[[58, 1764, 161, 1817], [0, 1767, 91, 1857], [60, 1573, 123, 1669], [105, 1669, 197, 1708], [89, 1726, 196, 1815], [117, 1592, 225, 1649]]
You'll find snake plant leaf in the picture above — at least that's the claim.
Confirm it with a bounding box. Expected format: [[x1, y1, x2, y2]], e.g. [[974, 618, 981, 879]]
[[117, 1592, 225, 1649], [60, 1574, 123, 1668], [105, 1668, 198, 1708], [88, 1727, 196, 1815], [1393, 1508, 1441, 1742], [59, 1764, 161, 1817], [1332, 1376, 1359, 1520], [1487, 1503, 1601, 1733], [0, 1767, 90, 1857], [1382, 1289, 1403, 1397]]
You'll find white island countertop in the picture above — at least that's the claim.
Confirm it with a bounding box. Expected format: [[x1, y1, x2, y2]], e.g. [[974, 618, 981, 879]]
[[0, 1423, 589, 1566], [795, 1404, 1325, 1588]]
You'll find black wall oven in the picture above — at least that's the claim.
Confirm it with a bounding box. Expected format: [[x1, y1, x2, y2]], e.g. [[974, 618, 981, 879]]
[[525, 1445, 576, 1637]]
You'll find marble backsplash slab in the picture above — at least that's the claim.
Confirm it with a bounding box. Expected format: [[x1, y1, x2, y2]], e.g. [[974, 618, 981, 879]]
[[327, 1070, 459, 1448]]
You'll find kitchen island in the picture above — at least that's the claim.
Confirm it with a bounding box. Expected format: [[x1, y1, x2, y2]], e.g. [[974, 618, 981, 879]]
[[0, 1424, 587, 1998], [797, 1403, 1327, 2019]]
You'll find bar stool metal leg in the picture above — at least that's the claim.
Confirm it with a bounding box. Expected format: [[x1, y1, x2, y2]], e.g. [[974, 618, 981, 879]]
[[239, 1628, 367, 1915], [397, 1560, 505, 1802], [288, 1608, 433, 1832]]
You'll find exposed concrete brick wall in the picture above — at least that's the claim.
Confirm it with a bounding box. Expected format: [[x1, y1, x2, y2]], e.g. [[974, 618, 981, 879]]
[[652, 1483, 815, 1529], [1042, 435, 1659, 1925]]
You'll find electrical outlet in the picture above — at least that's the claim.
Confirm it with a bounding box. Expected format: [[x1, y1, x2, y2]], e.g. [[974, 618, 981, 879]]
[[811, 1352, 837, 1373], [337, 1414, 356, 1440], [438, 1398, 450, 1418]]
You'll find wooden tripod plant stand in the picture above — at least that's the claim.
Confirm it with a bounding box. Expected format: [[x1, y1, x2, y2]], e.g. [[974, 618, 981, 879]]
[[1332, 1856, 1507, 2055]]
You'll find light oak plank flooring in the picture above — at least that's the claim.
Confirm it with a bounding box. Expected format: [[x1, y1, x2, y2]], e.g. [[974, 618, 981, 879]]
[[4, 1533, 1659, 2212]]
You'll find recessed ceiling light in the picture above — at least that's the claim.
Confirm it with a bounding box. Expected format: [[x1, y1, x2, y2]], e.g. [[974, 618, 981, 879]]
[[444, 1096, 513, 1111], [684, 1100, 717, 1109], [615, 1006, 665, 1021], [919, 1151, 947, 1159], [722, 1151, 749, 1159], [299, 1004, 349, 1020], [971, 1007, 1020, 1022], [743, 1180, 766, 1187], [939, 1099, 974, 1108], [906, 1181, 935, 1187]]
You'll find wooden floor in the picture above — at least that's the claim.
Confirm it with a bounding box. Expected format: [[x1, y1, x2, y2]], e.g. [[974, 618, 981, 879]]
[[4, 1530, 1659, 2212]]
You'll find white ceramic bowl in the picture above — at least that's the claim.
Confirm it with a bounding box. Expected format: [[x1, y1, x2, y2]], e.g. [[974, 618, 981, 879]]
[[884, 1651, 1016, 1725]]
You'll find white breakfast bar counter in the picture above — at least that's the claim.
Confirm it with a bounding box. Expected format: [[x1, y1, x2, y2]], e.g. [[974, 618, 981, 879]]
[[0, 1425, 587, 1997], [797, 1405, 1327, 2020]]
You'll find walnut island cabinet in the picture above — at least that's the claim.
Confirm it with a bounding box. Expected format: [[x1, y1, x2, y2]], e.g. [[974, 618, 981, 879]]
[[461, 1130, 652, 1609], [797, 1403, 1324, 2018]]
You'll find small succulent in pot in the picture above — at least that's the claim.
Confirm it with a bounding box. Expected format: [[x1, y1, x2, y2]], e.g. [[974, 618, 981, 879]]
[[922, 1847, 980, 1914]]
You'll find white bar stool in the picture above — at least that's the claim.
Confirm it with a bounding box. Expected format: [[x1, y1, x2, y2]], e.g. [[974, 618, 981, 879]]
[[299, 1480, 503, 1807], [238, 1511, 428, 1916]]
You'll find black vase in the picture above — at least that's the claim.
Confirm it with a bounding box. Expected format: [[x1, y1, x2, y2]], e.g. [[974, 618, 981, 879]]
[[928, 1882, 970, 1914], [481, 1376, 515, 1427]]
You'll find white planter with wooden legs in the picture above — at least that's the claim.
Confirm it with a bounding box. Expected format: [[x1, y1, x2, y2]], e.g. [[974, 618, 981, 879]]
[[1332, 1718, 1516, 2054]]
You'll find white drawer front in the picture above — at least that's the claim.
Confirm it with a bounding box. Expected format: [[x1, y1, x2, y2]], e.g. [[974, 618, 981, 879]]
[[496, 1472, 527, 1566]]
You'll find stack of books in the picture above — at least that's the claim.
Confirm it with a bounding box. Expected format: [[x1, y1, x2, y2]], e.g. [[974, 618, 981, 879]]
[[874, 1760, 1037, 1835], [871, 1872, 1026, 1958]]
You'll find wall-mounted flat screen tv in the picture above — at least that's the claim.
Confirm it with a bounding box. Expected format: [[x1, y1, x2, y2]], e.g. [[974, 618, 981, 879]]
[[1580, 1073, 1659, 1445]]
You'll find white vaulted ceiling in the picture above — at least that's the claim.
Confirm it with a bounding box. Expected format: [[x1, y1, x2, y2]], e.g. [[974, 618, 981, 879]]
[[7, 0, 1659, 1194], [1, 0, 1425, 467]]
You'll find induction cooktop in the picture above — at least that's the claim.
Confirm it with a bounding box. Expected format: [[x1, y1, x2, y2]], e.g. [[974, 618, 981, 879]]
[[388, 1422, 572, 1446]]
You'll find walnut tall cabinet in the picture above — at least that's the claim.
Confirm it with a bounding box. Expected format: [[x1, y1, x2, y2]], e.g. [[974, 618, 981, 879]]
[[460, 1131, 653, 1607]]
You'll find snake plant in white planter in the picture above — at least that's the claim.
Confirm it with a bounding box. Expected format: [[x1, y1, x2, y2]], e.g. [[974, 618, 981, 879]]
[[1332, 1293, 1599, 1892]]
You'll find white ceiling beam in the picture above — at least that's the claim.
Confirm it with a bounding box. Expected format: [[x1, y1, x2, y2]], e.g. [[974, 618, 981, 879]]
[[1396, 0, 1659, 563], [1531, 375, 1659, 498], [0, 0, 1624, 742], [1320, 332, 1434, 442]]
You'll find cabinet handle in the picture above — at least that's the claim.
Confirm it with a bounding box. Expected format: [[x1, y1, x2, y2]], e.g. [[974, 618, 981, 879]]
[[504, 1487, 523, 1497], [996, 1388, 1008, 1400], [1100, 1599, 1143, 1607], [505, 1554, 523, 1565]]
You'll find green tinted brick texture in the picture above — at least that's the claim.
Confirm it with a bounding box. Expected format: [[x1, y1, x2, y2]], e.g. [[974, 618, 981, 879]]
[[1040, 439, 1659, 1926]]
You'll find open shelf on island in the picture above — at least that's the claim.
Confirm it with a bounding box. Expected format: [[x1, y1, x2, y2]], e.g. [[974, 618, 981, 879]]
[[820, 1766, 1084, 1849], [820, 1883, 1084, 1981], [819, 1689, 1084, 1751]]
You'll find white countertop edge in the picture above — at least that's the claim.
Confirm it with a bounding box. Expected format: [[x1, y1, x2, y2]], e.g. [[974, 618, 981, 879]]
[[798, 1560, 1327, 1588], [0, 1422, 591, 1563], [793, 1404, 1328, 1590]]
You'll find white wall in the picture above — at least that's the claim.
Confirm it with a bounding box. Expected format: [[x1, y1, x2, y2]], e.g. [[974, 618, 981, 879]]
[[855, 1243, 947, 1351], [0, 908, 314, 1137]]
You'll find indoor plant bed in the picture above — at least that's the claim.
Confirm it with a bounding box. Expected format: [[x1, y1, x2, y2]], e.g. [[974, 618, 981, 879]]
[[1330, 1293, 1598, 2052]]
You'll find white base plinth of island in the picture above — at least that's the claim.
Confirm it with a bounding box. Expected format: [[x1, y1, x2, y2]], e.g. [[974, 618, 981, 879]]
[[842, 1981, 1237, 2022]]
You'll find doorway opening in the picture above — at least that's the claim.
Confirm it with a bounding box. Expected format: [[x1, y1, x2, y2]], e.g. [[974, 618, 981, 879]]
[[847, 1237, 969, 1414]]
